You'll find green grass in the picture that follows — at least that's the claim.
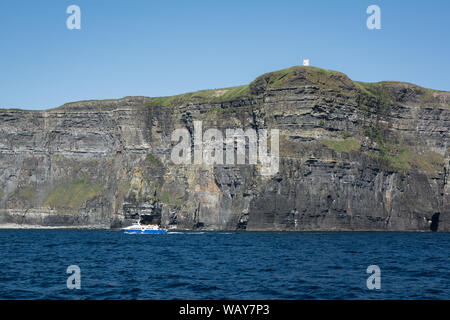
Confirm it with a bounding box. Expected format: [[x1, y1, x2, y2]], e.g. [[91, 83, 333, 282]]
[[354, 81, 375, 97], [147, 153, 162, 167], [146, 66, 357, 109], [44, 180, 103, 210], [388, 148, 444, 173], [419, 88, 436, 103], [8, 187, 37, 202], [146, 85, 251, 108], [159, 191, 184, 206], [365, 129, 445, 173], [251, 66, 351, 91], [18, 187, 36, 200], [355, 82, 396, 115], [159, 192, 171, 205], [322, 138, 361, 153], [340, 131, 352, 138], [355, 81, 443, 107], [6, 65, 447, 113], [218, 85, 251, 101]]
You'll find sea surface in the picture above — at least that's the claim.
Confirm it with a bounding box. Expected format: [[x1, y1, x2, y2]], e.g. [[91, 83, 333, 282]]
[[0, 230, 448, 299]]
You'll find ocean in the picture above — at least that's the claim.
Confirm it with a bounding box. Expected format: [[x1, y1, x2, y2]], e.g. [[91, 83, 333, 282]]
[[0, 230, 448, 299]]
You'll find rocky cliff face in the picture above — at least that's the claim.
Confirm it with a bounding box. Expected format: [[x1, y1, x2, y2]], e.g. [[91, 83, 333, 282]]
[[1, 66, 449, 231]]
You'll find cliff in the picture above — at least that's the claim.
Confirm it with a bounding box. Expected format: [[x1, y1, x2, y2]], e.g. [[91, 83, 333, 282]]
[[1, 66, 449, 231]]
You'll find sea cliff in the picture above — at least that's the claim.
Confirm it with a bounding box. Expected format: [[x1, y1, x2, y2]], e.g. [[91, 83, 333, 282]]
[[1, 66, 449, 231]]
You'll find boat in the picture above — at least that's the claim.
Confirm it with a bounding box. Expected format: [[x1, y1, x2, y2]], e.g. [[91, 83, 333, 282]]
[[122, 222, 167, 234]]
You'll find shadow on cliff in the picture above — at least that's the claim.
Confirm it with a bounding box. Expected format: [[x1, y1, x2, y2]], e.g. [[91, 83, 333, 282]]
[[430, 212, 440, 232]]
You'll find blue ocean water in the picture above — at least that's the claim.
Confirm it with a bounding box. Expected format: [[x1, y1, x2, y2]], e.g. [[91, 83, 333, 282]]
[[0, 230, 448, 299]]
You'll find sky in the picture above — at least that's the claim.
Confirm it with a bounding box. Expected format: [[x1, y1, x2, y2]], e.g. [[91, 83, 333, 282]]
[[0, 0, 449, 110]]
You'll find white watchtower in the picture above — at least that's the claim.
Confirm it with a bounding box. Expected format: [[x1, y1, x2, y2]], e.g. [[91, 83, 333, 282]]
[[302, 59, 310, 66]]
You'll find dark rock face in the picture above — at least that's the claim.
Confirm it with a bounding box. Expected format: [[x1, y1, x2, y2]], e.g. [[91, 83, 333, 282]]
[[0, 66, 449, 231]]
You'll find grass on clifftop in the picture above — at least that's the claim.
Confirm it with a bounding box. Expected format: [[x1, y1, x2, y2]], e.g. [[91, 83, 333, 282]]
[[145, 66, 354, 108], [21, 65, 443, 113], [249, 66, 355, 95], [258, 66, 346, 87], [146, 85, 251, 108], [354, 80, 447, 109]]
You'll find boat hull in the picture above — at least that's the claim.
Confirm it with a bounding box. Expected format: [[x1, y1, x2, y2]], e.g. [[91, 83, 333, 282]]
[[122, 229, 167, 234]]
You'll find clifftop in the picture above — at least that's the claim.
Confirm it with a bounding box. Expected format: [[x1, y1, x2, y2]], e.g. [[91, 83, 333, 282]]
[[1, 66, 448, 112], [249, 66, 354, 94]]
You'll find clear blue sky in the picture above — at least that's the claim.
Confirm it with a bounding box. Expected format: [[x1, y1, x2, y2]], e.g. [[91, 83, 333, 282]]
[[1, 0, 449, 110]]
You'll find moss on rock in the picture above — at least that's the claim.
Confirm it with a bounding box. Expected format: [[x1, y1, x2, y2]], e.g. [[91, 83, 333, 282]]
[[44, 180, 103, 210]]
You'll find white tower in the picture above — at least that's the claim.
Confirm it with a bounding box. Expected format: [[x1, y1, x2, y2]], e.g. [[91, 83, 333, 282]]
[[303, 59, 310, 66]]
